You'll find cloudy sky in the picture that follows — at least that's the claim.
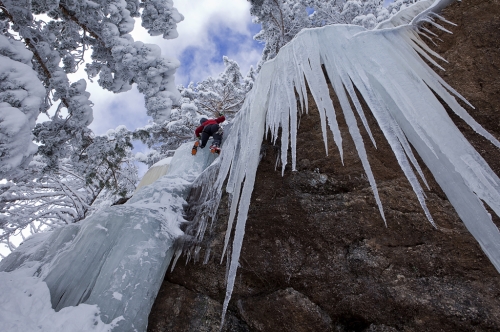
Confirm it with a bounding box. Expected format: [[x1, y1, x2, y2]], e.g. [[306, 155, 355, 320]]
[[81, 0, 394, 136], [80, 0, 261, 137], [52, 0, 397, 176]]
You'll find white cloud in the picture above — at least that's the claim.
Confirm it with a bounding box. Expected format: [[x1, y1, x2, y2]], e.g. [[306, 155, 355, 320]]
[[131, 0, 261, 84], [80, 0, 263, 135], [132, 0, 253, 56], [172, 0, 260, 73], [87, 87, 150, 135]]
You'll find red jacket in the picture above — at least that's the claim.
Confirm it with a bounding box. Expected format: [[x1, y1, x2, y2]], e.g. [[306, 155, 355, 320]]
[[195, 115, 225, 137]]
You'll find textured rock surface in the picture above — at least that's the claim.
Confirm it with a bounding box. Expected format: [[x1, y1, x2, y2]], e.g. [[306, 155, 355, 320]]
[[148, 1, 500, 331], [147, 281, 249, 332]]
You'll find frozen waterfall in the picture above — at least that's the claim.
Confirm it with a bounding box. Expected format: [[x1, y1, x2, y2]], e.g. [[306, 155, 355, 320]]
[[1, 0, 499, 330], [0, 142, 216, 332], [181, 0, 500, 324]]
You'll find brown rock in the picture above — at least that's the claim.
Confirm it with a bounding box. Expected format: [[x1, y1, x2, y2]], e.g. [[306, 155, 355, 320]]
[[148, 1, 500, 331], [237, 288, 332, 331], [148, 281, 249, 332]]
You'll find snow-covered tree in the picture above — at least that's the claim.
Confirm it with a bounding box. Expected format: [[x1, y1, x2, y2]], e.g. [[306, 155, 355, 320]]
[[251, 0, 425, 64], [0, 31, 45, 179], [135, 57, 255, 165], [182, 57, 251, 118], [250, 0, 311, 65], [303, 0, 346, 27], [134, 102, 200, 166], [309, 0, 425, 28], [0, 125, 137, 255], [0, 0, 183, 255], [0, 0, 183, 176]]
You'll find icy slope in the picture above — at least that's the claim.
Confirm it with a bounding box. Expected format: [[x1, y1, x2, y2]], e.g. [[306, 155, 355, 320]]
[[135, 157, 173, 192], [0, 142, 216, 332], [177, 0, 500, 323]]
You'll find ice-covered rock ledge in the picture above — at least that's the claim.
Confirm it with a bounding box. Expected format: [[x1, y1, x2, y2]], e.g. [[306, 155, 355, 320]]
[[0, 143, 216, 332]]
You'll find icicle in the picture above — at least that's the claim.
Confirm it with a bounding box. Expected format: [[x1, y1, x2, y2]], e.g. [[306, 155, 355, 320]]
[[336, 69, 377, 148], [324, 58, 387, 224], [203, 247, 211, 264], [421, 17, 453, 34], [430, 12, 457, 26], [409, 28, 448, 62], [194, 246, 201, 262], [208, 1, 500, 326], [420, 26, 439, 37], [404, 31, 446, 70], [284, 51, 299, 171], [220, 168, 244, 263], [170, 248, 182, 272], [374, 87, 435, 225], [400, 29, 500, 151], [277, 75, 291, 175], [391, 116, 431, 190], [297, 35, 344, 163], [416, 30, 438, 47]]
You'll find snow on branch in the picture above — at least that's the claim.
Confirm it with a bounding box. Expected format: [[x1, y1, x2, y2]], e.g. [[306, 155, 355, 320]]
[[0, 33, 45, 178]]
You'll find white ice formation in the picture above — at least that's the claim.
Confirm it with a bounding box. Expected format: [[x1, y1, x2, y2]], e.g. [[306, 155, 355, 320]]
[[2, 0, 500, 330], [135, 157, 173, 192], [0, 143, 217, 332], [190, 0, 500, 324]]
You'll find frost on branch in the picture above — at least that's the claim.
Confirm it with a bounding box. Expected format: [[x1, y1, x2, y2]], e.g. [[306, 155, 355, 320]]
[[1, 0, 184, 159], [65, 0, 184, 122], [141, 0, 184, 39], [181, 56, 252, 119], [134, 102, 200, 165], [182, 0, 500, 324], [251, 0, 427, 65], [0, 125, 138, 255], [0, 34, 45, 178]]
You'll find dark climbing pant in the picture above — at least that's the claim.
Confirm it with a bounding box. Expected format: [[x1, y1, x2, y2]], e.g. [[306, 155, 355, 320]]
[[200, 124, 223, 148]]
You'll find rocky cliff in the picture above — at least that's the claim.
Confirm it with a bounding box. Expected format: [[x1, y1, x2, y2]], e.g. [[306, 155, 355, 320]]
[[148, 1, 500, 331]]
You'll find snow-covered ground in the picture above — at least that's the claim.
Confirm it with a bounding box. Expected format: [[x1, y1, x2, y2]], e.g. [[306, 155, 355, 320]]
[[0, 264, 122, 332]]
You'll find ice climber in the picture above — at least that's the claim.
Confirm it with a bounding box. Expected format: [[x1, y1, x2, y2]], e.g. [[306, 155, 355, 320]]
[[192, 112, 225, 155]]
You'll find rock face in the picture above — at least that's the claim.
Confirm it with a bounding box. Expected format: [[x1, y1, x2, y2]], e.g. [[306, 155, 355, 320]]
[[148, 1, 500, 331]]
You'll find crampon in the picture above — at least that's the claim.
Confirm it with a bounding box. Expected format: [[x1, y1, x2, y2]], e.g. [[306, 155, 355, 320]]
[[191, 141, 200, 155], [210, 144, 221, 154]]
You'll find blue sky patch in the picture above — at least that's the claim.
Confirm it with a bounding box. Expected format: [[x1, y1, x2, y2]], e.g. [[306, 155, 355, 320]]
[[177, 22, 263, 86]]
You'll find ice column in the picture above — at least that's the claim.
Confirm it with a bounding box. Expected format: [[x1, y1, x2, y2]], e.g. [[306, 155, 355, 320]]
[[1, 143, 217, 332]]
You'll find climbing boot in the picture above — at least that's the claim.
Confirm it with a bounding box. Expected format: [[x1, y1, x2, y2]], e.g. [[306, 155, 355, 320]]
[[210, 144, 221, 154], [192, 141, 200, 155]]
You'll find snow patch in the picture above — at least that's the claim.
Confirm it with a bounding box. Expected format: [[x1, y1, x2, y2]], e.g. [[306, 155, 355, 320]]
[[112, 292, 123, 301], [0, 269, 122, 332], [151, 157, 173, 168]]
